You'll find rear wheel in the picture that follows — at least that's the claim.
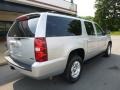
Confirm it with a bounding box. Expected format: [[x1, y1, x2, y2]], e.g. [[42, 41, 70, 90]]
[[104, 43, 112, 57], [64, 54, 83, 83]]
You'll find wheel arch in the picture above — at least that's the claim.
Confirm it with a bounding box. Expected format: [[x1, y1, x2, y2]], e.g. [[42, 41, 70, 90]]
[[67, 48, 85, 62]]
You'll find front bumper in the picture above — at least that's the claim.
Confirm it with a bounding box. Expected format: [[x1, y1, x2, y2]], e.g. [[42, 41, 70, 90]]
[[5, 56, 66, 79]]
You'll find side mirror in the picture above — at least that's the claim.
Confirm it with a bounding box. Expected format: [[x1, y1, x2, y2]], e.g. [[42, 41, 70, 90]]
[[105, 30, 111, 34], [102, 32, 106, 35]]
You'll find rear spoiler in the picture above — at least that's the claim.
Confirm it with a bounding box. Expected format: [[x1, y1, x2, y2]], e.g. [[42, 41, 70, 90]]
[[16, 14, 40, 21]]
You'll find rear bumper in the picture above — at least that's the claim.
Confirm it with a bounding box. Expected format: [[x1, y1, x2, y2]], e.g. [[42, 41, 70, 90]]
[[5, 56, 67, 79]]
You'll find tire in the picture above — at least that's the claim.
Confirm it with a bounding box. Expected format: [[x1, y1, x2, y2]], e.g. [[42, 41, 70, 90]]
[[104, 43, 112, 57], [64, 54, 83, 83]]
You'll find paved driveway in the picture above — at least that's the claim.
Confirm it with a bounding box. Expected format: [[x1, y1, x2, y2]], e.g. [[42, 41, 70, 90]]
[[0, 36, 120, 90]]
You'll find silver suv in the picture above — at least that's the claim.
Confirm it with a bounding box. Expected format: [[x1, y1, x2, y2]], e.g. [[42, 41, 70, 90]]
[[5, 12, 112, 83]]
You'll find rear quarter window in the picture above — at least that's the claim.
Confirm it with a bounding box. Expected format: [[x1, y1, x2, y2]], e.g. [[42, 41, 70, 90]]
[[46, 16, 82, 37]]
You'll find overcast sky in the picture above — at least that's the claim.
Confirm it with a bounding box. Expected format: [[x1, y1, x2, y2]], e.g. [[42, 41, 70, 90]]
[[69, 0, 96, 16]]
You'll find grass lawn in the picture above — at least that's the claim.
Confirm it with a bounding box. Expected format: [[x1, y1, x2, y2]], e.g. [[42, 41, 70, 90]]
[[111, 31, 120, 35]]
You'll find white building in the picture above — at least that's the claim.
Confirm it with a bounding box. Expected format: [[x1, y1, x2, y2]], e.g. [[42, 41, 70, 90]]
[[0, 0, 77, 40]]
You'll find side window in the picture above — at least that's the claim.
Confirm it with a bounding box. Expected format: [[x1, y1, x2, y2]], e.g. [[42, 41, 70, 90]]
[[46, 16, 82, 37], [84, 21, 95, 35], [95, 24, 104, 36]]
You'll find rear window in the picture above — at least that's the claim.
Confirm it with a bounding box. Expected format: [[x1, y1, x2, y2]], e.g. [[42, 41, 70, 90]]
[[46, 15, 82, 37], [8, 15, 40, 37]]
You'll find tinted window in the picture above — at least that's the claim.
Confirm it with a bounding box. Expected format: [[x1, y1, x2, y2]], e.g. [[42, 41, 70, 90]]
[[46, 16, 82, 37], [8, 17, 39, 37], [84, 21, 95, 35], [95, 24, 104, 35]]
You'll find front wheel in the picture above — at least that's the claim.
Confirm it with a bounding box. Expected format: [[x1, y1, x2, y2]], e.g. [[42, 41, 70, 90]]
[[104, 43, 112, 57], [64, 55, 83, 83]]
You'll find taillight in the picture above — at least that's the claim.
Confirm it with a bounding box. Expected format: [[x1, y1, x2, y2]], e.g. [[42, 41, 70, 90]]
[[34, 37, 48, 62]]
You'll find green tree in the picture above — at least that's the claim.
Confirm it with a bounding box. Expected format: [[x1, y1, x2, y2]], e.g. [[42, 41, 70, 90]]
[[94, 0, 120, 31], [80, 16, 94, 21]]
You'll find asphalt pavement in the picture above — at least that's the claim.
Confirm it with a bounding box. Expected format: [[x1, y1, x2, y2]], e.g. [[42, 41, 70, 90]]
[[0, 36, 120, 90]]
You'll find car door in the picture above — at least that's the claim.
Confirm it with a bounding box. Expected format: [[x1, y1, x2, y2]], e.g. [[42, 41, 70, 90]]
[[84, 21, 98, 59], [94, 23, 107, 52]]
